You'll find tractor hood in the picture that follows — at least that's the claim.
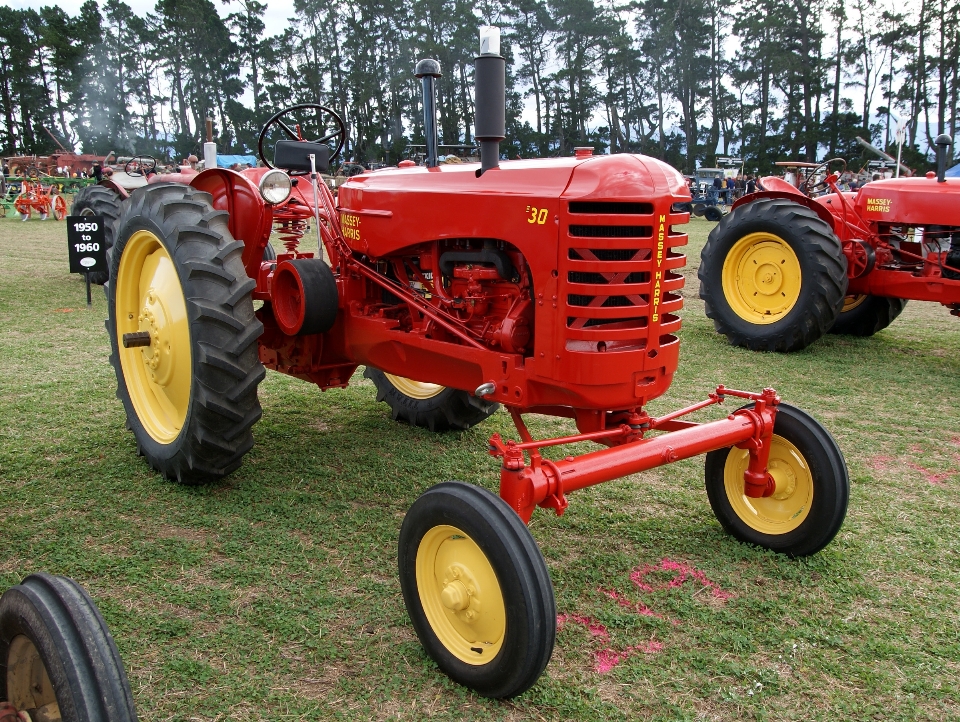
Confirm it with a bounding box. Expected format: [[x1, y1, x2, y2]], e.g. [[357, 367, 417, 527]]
[[337, 153, 689, 258], [854, 175, 960, 226]]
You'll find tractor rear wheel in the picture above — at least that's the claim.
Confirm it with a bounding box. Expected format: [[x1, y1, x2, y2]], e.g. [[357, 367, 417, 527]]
[[698, 198, 848, 352], [0, 574, 138, 722], [72, 185, 123, 285], [364, 367, 498, 432], [829, 294, 907, 336], [704, 404, 849, 557], [399, 482, 555, 698], [107, 183, 265, 483]]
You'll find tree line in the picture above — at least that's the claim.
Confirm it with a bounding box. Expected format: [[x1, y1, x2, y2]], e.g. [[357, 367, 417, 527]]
[[0, 0, 957, 174]]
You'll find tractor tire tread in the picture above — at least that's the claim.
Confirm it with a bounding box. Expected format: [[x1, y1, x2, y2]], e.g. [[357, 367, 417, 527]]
[[698, 198, 848, 352], [829, 295, 907, 336], [107, 183, 264, 484]]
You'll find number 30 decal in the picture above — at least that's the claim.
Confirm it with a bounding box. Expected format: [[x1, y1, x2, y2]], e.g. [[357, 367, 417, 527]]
[[526, 206, 549, 225]]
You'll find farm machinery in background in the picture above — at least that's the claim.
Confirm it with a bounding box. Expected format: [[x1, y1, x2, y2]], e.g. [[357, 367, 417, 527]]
[[2, 180, 67, 221], [84, 28, 849, 698], [698, 137, 960, 352]]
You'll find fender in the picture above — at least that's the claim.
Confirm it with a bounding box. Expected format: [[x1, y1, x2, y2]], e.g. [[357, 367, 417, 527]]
[[732, 177, 838, 232], [190, 168, 274, 279], [97, 179, 130, 200]]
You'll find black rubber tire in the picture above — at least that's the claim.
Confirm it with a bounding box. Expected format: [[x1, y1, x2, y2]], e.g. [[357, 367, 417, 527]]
[[0, 573, 138, 722], [107, 183, 265, 483], [364, 367, 498, 432], [692, 203, 706, 217], [698, 198, 848, 352], [71, 185, 123, 285], [829, 295, 907, 336], [398, 482, 555, 698], [262, 242, 277, 262], [704, 404, 849, 557], [703, 205, 724, 222]]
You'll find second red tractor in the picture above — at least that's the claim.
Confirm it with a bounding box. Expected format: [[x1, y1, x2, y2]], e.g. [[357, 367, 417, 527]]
[[699, 137, 960, 351]]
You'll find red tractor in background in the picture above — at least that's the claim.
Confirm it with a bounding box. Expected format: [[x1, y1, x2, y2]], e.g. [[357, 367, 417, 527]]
[[95, 30, 849, 698], [698, 136, 960, 352]]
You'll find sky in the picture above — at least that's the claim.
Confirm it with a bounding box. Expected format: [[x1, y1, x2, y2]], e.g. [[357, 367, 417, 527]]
[[2, 0, 298, 36]]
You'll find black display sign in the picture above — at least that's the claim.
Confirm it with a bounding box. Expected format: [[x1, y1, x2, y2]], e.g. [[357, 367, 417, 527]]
[[66, 216, 107, 275]]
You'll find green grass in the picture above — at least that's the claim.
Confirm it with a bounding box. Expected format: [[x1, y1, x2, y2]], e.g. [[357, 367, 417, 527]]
[[0, 212, 958, 721]]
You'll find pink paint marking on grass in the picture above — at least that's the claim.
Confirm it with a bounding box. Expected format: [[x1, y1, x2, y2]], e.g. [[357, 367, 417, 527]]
[[905, 461, 950, 485], [557, 613, 663, 672], [594, 640, 664, 673], [630, 559, 733, 601], [556, 613, 609, 641], [866, 455, 894, 471], [599, 587, 667, 619]]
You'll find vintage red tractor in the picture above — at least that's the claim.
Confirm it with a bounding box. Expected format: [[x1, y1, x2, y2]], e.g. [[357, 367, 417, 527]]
[[698, 136, 960, 351], [100, 31, 849, 697]]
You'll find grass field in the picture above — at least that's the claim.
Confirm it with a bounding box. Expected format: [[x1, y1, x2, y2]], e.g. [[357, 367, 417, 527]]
[[0, 210, 958, 721]]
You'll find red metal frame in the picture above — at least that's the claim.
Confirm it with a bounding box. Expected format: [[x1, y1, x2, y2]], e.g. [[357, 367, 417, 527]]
[[179, 155, 793, 523]]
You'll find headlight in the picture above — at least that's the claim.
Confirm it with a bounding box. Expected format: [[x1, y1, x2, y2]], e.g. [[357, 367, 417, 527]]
[[259, 169, 292, 205]]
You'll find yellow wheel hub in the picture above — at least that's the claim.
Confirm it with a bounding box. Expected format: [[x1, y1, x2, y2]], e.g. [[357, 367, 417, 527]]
[[723, 434, 813, 535], [384, 373, 444, 400], [722, 232, 802, 323], [116, 230, 192, 443], [6, 635, 59, 716], [416, 525, 505, 664], [841, 294, 868, 313]]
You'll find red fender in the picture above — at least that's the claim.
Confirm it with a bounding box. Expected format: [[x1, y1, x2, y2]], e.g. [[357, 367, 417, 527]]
[[732, 177, 838, 232], [97, 179, 130, 200], [189, 169, 274, 280]]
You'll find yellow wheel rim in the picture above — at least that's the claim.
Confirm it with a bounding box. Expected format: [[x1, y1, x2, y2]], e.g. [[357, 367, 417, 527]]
[[384, 373, 444, 400], [416, 525, 506, 665], [6, 635, 58, 715], [721, 232, 802, 324], [723, 434, 813, 535], [116, 230, 192, 443], [841, 294, 868, 313]]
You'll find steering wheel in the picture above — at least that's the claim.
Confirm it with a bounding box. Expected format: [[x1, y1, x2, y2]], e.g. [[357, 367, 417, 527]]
[[800, 157, 846, 196], [125, 156, 157, 177], [25, 166, 40, 179], [257, 103, 347, 173]]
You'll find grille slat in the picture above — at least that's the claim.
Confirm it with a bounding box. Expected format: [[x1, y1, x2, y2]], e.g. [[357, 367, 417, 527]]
[[569, 225, 652, 238], [569, 201, 654, 215]]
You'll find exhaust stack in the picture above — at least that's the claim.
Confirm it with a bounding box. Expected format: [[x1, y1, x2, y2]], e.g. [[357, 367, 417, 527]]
[[474, 26, 505, 176], [415, 59, 442, 168], [935, 133, 953, 183]]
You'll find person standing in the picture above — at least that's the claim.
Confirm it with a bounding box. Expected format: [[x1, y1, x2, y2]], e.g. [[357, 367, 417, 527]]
[[745, 175, 757, 194], [92, 162, 103, 182]]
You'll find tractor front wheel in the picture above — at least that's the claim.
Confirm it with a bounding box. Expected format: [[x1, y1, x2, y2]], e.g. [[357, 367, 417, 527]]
[[698, 198, 848, 352], [829, 294, 907, 336], [0, 574, 138, 722], [399, 482, 555, 698], [364, 367, 498, 431], [72, 185, 123, 285], [704, 404, 849, 557], [107, 183, 265, 483]]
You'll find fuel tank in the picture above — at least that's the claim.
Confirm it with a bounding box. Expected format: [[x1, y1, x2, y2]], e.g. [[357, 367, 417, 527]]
[[852, 175, 960, 226]]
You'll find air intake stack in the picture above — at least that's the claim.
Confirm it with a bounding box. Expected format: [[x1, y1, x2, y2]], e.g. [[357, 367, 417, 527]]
[[415, 59, 442, 168], [474, 26, 505, 176]]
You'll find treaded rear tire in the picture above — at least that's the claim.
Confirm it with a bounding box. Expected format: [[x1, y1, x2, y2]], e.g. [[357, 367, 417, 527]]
[[0, 573, 138, 722], [107, 183, 265, 483], [364, 367, 498, 432], [829, 295, 907, 336], [698, 198, 848, 352], [71, 185, 123, 285]]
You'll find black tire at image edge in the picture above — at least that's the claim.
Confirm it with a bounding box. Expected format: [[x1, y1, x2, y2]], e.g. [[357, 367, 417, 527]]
[[0, 573, 138, 722]]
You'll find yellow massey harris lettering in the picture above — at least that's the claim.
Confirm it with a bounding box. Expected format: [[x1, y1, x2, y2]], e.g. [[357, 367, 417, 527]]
[[866, 197, 892, 213], [341, 213, 361, 241], [653, 214, 666, 322]]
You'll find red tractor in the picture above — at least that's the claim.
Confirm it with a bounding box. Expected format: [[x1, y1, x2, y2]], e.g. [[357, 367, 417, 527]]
[[100, 32, 849, 698], [698, 136, 960, 351]]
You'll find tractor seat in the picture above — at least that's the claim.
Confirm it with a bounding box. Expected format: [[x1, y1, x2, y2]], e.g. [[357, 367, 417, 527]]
[[108, 171, 149, 191], [274, 140, 330, 174]]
